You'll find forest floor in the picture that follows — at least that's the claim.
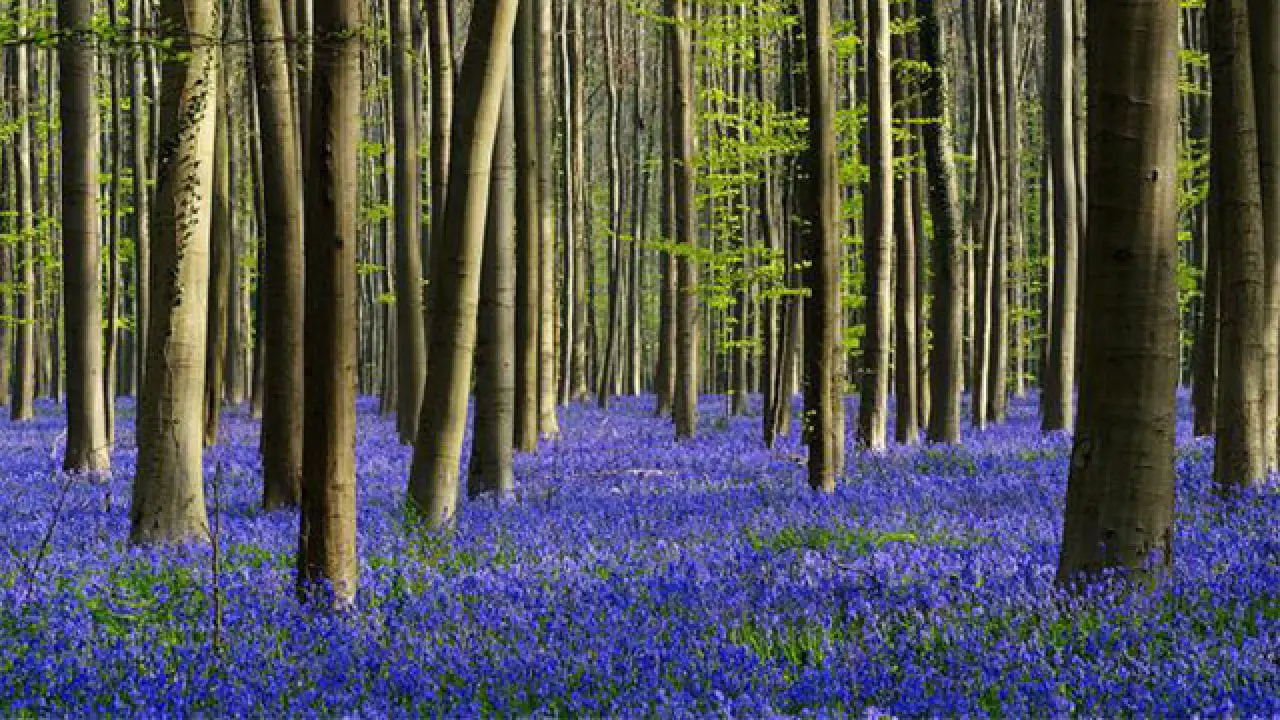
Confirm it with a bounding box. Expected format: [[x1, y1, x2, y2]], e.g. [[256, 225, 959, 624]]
[[0, 394, 1276, 717]]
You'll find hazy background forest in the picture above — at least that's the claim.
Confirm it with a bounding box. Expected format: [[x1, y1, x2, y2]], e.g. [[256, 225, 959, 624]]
[[0, 0, 1276, 716]]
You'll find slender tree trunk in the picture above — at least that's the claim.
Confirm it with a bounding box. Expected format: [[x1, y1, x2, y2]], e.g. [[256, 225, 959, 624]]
[[408, 0, 519, 529], [1211, 0, 1268, 491], [59, 0, 110, 474], [919, 0, 963, 445], [391, 0, 426, 444], [669, 0, 699, 439], [1057, 0, 1179, 584], [470, 78, 517, 499], [132, 0, 151, 396], [858, 0, 893, 451], [598, 1, 624, 410], [535, 0, 561, 438], [250, 0, 305, 509], [427, 0, 454, 270], [297, 0, 362, 607], [130, 0, 220, 543], [204, 83, 232, 447], [801, 0, 845, 490], [1042, 0, 1080, 432], [569, 0, 590, 402], [655, 41, 677, 418], [11, 0, 36, 421], [513, 0, 541, 451], [892, 6, 918, 446]]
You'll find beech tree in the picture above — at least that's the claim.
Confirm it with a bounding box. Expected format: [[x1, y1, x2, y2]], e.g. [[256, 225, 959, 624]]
[[1058, 0, 1179, 584], [408, 0, 519, 529], [59, 0, 110, 474], [297, 0, 363, 605], [130, 0, 220, 544]]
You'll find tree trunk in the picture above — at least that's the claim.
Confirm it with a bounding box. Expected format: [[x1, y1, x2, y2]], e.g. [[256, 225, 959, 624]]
[[59, 0, 110, 474], [1211, 0, 1268, 491], [408, 0, 519, 529], [1057, 0, 1179, 585], [469, 77, 517, 500], [598, 2, 624, 410], [1042, 0, 1080, 432], [513, 0, 541, 451], [11, 0, 36, 421], [130, 0, 220, 543], [204, 84, 232, 447], [801, 0, 845, 490], [297, 0, 362, 607], [1250, 0, 1280, 468], [668, 0, 700, 438], [391, 0, 427, 444], [250, 0, 305, 509], [858, 0, 893, 451], [535, 0, 561, 438], [919, 0, 964, 445]]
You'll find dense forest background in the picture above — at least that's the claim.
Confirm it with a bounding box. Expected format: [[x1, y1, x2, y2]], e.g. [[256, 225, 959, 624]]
[[0, 0, 1276, 715]]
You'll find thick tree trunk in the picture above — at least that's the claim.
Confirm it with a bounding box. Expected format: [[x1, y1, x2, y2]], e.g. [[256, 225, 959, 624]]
[[297, 0, 362, 607], [1211, 0, 1268, 491], [1057, 0, 1179, 585], [1250, 0, 1280, 468], [408, 0, 519, 529], [59, 0, 110, 474], [130, 0, 220, 543]]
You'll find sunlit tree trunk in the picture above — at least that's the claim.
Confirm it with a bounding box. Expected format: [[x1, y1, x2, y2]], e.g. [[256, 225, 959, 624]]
[[408, 0, 519, 529], [1042, 0, 1079, 433], [858, 0, 893, 451], [130, 0, 220, 543], [535, 0, 561, 438], [668, 0, 699, 439], [11, 0, 36, 421]]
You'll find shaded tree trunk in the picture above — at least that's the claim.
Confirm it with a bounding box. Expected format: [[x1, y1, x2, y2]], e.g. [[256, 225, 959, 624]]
[[801, 0, 845, 490], [1057, 0, 1179, 585], [919, 0, 963, 444], [1211, 0, 1268, 491], [250, 0, 305, 509], [297, 0, 362, 607], [59, 0, 110, 474], [470, 78, 517, 499]]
